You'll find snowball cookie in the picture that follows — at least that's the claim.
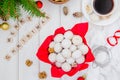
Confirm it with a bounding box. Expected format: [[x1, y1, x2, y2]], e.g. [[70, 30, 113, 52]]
[[62, 49, 71, 58], [72, 50, 82, 59], [72, 35, 83, 45], [76, 55, 85, 64], [64, 31, 73, 39], [54, 43, 62, 53], [70, 45, 77, 52], [66, 57, 75, 64], [55, 62, 62, 68], [56, 54, 65, 63], [49, 41, 55, 48], [61, 39, 71, 48], [54, 34, 64, 42], [48, 53, 57, 63], [62, 62, 72, 72], [78, 44, 89, 55]]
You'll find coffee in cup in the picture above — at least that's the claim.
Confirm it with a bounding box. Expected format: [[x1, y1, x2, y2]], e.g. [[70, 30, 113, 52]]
[[92, 0, 115, 16]]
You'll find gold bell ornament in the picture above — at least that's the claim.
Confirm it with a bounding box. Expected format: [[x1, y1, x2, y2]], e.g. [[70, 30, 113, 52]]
[[0, 22, 9, 30]]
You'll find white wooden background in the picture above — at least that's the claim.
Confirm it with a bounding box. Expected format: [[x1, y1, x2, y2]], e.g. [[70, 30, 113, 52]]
[[0, 0, 120, 80]]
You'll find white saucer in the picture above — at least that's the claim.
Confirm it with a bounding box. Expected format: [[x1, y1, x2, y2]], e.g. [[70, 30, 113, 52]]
[[82, 0, 120, 26]]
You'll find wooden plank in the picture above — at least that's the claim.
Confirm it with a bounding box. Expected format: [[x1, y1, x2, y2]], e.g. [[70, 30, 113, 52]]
[[60, 0, 82, 29], [38, 0, 86, 80], [18, 13, 40, 80], [60, 0, 87, 80], [38, 0, 61, 80], [0, 19, 19, 80]]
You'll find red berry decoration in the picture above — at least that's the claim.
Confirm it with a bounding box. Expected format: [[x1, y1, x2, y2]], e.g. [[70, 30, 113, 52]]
[[36, 1, 43, 8], [77, 76, 85, 80]]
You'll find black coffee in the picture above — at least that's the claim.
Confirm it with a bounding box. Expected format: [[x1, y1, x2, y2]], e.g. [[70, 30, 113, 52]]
[[93, 0, 114, 15]]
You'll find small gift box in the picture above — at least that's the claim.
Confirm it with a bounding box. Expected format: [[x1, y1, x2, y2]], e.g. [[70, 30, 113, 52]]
[[36, 23, 95, 78]]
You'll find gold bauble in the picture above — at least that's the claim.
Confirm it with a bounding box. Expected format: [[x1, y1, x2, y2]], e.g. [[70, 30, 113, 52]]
[[1, 22, 9, 30]]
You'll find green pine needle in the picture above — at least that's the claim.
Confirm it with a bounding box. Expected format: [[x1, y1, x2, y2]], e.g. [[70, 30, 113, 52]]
[[2, 0, 9, 17], [20, 0, 45, 17], [9, 0, 16, 18], [0, 0, 45, 20]]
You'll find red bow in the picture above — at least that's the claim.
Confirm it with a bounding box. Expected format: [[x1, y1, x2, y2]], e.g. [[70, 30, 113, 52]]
[[36, 23, 95, 78], [107, 30, 120, 46]]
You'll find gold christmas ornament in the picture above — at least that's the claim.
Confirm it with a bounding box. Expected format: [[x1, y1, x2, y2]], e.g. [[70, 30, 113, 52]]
[[0, 22, 9, 30]]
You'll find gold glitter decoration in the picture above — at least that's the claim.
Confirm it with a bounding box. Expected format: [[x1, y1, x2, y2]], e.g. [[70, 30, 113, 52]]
[[38, 71, 47, 79], [48, 48, 55, 53], [25, 59, 33, 67]]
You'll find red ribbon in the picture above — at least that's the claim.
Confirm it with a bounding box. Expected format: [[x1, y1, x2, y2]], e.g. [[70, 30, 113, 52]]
[[107, 30, 120, 46], [36, 23, 95, 78]]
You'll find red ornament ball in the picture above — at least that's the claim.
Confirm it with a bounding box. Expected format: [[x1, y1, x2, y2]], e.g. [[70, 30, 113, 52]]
[[36, 1, 43, 8], [77, 77, 85, 80]]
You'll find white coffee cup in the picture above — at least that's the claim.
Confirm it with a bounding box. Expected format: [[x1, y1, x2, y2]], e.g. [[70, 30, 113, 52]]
[[91, 0, 118, 17]]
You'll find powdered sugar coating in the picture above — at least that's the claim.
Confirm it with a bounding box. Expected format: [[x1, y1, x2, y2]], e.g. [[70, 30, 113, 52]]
[[56, 54, 65, 63], [72, 50, 82, 59], [54, 43, 62, 53], [61, 49, 71, 58], [64, 31, 73, 39], [72, 35, 83, 45], [61, 39, 71, 48], [48, 53, 57, 63], [76, 55, 85, 64], [78, 44, 89, 55], [54, 34, 64, 42], [48, 32, 89, 72], [61, 62, 72, 72]]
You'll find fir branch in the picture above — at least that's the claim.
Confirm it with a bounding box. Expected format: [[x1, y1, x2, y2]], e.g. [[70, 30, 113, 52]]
[[0, 5, 3, 17], [0, 9, 3, 18], [9, 0, 17, 18], [20, 0, 45, 17], [1, 0, 10, 16], [0, 0, 45, 20], [15, 3, 21, 18]]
